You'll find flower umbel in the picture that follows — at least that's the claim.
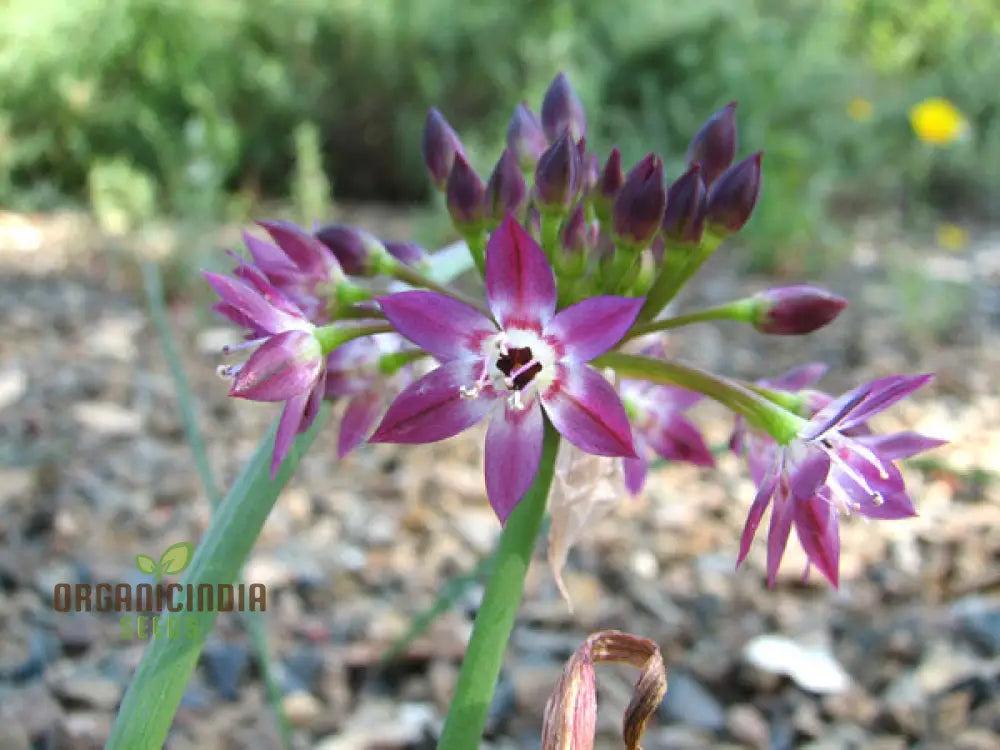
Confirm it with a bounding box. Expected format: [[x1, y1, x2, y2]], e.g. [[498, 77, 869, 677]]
[[371, 216, 642, 521]]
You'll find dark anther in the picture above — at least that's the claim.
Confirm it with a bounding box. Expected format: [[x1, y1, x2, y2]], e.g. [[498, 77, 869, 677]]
[[496, 346, 542, 390]]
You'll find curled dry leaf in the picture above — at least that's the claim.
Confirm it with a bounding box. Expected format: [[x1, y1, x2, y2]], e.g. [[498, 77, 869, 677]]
[[547, 441, 624, 609], [542, 630, 667, 750]]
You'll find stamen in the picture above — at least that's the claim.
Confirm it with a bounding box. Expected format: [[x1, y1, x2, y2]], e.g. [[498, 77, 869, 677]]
[[221, 337, 267, 355], [216, 364, 240, 379], [504, 357, 542, 389], [507, 391, 525, 411]]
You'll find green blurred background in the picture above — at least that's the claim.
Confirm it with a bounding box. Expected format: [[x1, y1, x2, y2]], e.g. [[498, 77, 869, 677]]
[[2, 0, 997, 272]]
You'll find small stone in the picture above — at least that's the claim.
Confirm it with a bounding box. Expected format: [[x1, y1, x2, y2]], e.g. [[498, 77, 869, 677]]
[[742, 634, 850, 695], [659, 670, 726, 731], [201, 640, 249, 701], [0, 468, 33, 507], [954, 728, 1000, 750], [71, 401, 143, 437], [725, 704, 770, 748], [282, 690, 323, 729], [54, 711, 112, 750], [0, 367, 27, 409], [427, 659, 458, 710], [51, 671, 123, 710]]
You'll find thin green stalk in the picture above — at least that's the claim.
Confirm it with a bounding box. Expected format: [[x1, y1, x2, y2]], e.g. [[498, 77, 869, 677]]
[[106, 407, 329, 749], [385, 257, 490, 315], [626, 299, 754, 340], [595, 351, 803, 443], [437, 422, 561, 749], [142, 261, 293, 750], [639, 234, 723, 321]]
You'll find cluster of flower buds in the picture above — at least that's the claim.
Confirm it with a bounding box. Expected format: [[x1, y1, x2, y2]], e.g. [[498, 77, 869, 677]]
[[205, 72, 943, 588]]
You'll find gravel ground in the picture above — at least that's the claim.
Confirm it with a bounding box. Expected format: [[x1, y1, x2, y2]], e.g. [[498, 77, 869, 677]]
[[0, 210, 997, 750]]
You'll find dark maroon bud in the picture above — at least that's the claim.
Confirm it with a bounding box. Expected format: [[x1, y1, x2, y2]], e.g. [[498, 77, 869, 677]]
[[506, 103, 548, 171], [484, 148, 527, 223], [752, 285, 848, 335], [661, 163, 707, 244], [534, 130, 581, 210], [560, 202, 587, 258], [705, 152, 762, 235], [446, 153, 485, 229], [314, 224, 387, 276], [422, 108, 465, 190], [685, 101, 738, 187], [612, 153, 667, 247], [383, 240, 428, 268], [541, 72, 586, 141], [598, 147, 624, 201]]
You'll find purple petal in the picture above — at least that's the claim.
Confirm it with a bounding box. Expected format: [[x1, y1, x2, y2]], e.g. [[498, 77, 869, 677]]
[[272, 391, 310, 477], [369, 360, 496, 444], [766, 477, 795, 587], [838, 374, 934, 431], [649, 385, 703, 411], [623, 454, 648, 496], [737, 463, 778, 568], [544, 296, 644, 361], [541, 364, 635, 457], [485, 216, 556, 329], [258, 219, 336, 276], [338, 391, 385, 458], [831, 456, 916, 520], [765, 362, 829, 391], [484, 400, 544, 522], [298, 371, 327, 435], [794, 493, 840, 587], [230, 330, 322, 402], [203, 272, 306, 335], [646, 413, 715, 467], [377, 291, 496, 362], [243, 232, 300, 282], [789, 450, 831, 500], [856, 431, 947, 460]]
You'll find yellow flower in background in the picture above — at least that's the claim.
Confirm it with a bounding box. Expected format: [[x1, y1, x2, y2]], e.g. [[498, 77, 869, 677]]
[[910, 98, 968, 145], [935, 222, 968, 252], [846, 97, 873, 122]]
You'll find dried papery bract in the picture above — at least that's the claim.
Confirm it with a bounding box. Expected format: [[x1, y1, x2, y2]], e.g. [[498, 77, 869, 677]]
[[542, 630, 667, 750]]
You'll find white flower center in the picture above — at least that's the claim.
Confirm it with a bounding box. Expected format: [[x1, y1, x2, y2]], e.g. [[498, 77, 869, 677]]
[[459, 328, 557, 410]]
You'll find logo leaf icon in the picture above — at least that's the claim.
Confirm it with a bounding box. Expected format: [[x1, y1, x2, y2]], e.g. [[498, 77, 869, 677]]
[[135, 554, 158, 575], [159, 542, 194, 576]]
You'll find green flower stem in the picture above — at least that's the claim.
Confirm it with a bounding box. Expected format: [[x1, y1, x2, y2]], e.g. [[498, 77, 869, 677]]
[[336, 282, 374, 307], [743, 382, 808, 415], [314, 322, 393, 355], [465, 230, 488, 278], [106, 408, 329, 750], [639, 234, 724, 321], [437, 422, 561, 749], [540, 209, 562, 263], [377, 349, 427, 375], [383, 257, 490, 316], [626, 299, 755, 340], [595, 352, 804, 443]]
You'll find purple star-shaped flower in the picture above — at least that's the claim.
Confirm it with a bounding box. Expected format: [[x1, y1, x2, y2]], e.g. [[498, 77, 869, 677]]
[[204, 260, 327, 476], [736, 371, 945, 587], [370, 216, 642, 521], [620, 379, 714, 496]]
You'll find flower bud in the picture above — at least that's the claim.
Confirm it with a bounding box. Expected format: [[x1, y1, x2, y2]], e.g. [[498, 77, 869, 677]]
[[484, 148, 527, 223], [541, 630, 666, 750], [705, 151, 762, 236], [383, 240, 428, 269], [541, 72, 587, 141], [314, 224, 389, 276], [612, 154, 667, 247], [506, 103, 549, 171], [535, 131, 582, 210], [422, 107, 465, 190], [556, 202, 588, 277], [445, 153, 485, 229], [685, 101, 737, 187], [590, 147, 624, 223], [661, 163, 707, 245], [578, 140, 600, 195], [258, 219, 339, 278], [752, 285, 848, 335]]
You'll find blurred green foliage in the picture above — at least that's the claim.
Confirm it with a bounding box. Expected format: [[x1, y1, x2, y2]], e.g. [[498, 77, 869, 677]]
[[2, 0, 997, 268]]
